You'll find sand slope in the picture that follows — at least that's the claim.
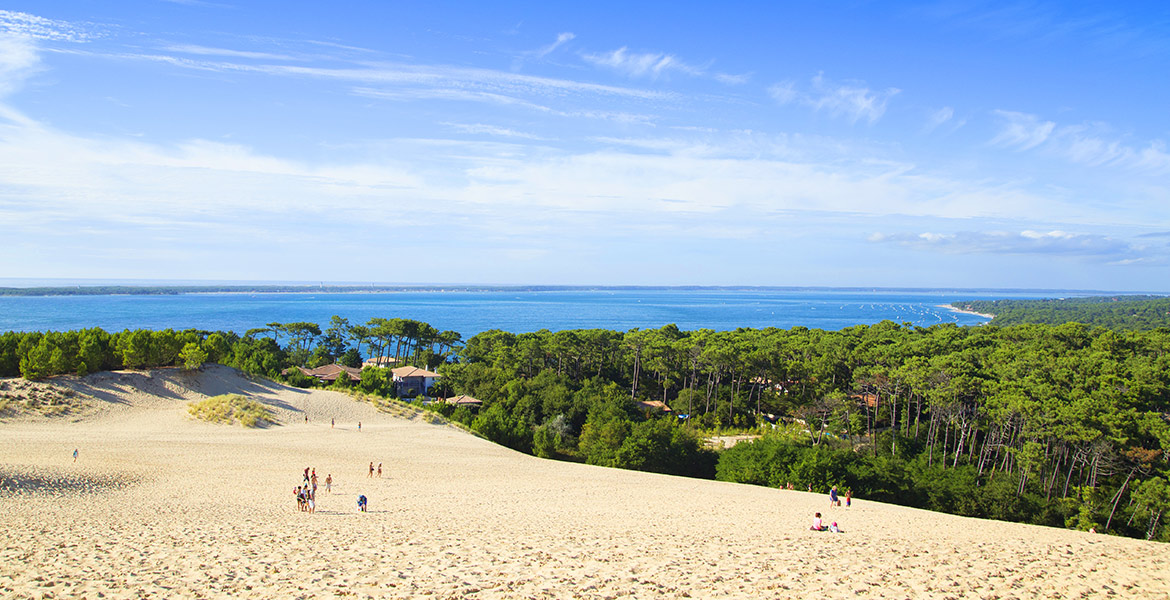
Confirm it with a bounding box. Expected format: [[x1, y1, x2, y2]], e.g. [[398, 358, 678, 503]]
[[2, 366, 1168, 599]]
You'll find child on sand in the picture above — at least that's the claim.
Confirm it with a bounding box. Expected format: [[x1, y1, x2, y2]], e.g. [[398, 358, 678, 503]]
[[811, 512, 826, 531], [845, 489, 852, 508]]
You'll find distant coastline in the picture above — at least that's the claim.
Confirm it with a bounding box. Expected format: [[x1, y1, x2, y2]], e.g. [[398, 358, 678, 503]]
[[0, 283, 1141, 298], [942, 304, 996, 320]]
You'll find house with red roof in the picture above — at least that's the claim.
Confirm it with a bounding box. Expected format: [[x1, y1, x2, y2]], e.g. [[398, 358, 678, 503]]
[[391, 366, 441, 397]]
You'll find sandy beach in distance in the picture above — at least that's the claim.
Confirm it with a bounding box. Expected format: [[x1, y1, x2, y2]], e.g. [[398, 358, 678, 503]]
[[941, 303, 996, 320], [2, 365, 1168, 599]]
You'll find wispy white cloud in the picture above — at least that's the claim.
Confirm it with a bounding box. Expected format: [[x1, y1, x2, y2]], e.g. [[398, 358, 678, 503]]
[[1136, 141, 1170, 173], [991, 110, 1056, 150], [581, 45, 746, 84], [925, 106, 965, 132], [534, 32, 575, 59], [163, 44, 296, 61], [0, 10, 100, 42], [868, 229, 1159, 262], [583, 46, 704, 79], [767, 81, 797, 104], [352, 86, 657, 125], [442, 122, 548, 140], [104, 49, 671, 102], [770, 74, 900, 124], [0, 34, 40, 99], [713, 72, 750, 85], [992, 110, 1170, 175]]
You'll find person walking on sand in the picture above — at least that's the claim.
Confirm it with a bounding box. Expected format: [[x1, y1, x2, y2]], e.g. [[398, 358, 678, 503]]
[[331, 417, 335, 429], [829, 485, 839, 507], [325, 474, 332, 493], [377, 463, 382, 478], [357, 421, 361, 431], [368, 462, 375, 478], [73, 448, 78, 462]]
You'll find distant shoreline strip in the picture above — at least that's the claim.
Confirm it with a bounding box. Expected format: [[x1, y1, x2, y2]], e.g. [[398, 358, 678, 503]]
[[0, 285, 1139, 298]]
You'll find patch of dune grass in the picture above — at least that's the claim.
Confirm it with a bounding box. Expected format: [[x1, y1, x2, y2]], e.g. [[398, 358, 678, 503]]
[[187, 394, 274, 427]]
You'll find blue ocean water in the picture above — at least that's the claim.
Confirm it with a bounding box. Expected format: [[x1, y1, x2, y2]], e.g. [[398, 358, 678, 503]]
[[0, 288, 1061, 337]]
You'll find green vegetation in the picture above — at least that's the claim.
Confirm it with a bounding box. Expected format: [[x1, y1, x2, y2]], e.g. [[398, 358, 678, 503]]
[[435, 323, 1170, 541], [187, 394, 274, 427], [954, 295, 1170, 330], [4, 316, 1170, 541]]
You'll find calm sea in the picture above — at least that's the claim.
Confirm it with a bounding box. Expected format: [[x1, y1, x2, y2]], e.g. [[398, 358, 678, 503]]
[[0, 288, 1068, 337]]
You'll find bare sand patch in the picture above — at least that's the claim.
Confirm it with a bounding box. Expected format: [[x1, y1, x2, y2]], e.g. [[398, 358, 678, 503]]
[[1, 366, 1168, 599]]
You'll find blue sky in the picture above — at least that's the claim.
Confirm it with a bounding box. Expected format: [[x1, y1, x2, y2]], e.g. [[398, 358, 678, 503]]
[[1, 1, 1168, 290]]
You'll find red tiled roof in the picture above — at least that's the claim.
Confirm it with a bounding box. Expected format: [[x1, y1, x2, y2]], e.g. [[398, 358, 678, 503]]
[[391, 366, 441, 378], [298, 363, 362, 381]]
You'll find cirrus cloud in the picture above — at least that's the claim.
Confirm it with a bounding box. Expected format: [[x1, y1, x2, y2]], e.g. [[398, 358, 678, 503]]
[[770, 73, 900, 124], [868, 229, 1162, 263]]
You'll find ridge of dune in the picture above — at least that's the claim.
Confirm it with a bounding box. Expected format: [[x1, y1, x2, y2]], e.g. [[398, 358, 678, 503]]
[[2, 366, 1169, 599]]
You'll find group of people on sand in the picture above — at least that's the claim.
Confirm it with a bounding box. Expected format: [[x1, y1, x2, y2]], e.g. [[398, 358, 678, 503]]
[[811, 512, 843, 533], [292, 463, 377, 513], [828, 485, 851, 508], [810, 485, 851, 533], [294, 467, 332, 513]]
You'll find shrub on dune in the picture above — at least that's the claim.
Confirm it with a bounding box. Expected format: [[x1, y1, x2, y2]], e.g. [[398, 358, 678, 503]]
[[187, 394, 274, 427]]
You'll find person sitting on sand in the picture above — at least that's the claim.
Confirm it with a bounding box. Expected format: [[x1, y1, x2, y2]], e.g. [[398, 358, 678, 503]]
[[829, 521, 842, 533], [811, 512, 826, 531]]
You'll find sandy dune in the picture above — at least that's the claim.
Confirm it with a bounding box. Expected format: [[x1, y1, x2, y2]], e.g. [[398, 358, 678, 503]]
[[2, 365, 1169, 599]]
